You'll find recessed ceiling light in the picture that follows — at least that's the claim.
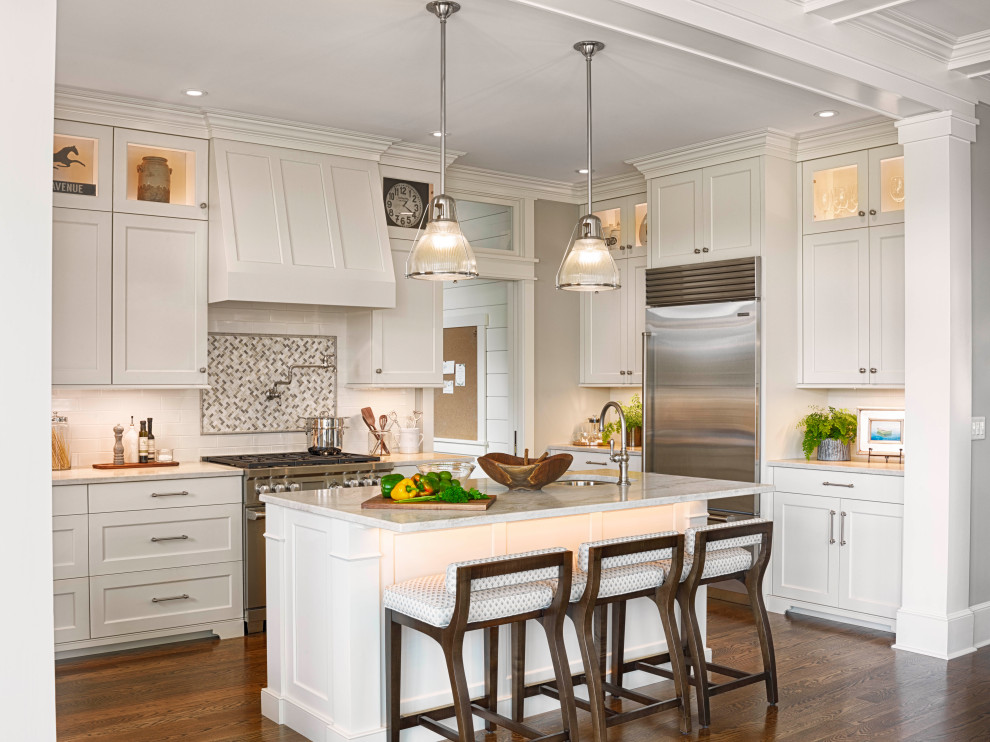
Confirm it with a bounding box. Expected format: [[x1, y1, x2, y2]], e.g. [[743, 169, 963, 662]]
[[183, 89, 207, 97], [430, 131, 451, 137], [576, 168, 595, 175], [814, 109, 838, 118]]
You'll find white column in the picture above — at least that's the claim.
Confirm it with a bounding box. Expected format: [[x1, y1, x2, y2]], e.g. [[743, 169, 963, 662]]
[[0, 2, 58, 739], [894, 111, 978, 660]]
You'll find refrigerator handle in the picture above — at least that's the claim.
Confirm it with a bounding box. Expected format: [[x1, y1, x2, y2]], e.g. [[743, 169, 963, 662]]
[[642, 331, 653, 473]]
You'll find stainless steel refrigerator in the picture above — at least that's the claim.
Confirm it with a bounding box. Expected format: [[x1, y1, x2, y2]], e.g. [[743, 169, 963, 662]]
[[643, 257, 760, 519]]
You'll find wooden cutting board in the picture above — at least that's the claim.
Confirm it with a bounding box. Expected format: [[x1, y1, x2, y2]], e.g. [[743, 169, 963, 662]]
[[92, 461, 180, 469], [361, 495, 497, 511]]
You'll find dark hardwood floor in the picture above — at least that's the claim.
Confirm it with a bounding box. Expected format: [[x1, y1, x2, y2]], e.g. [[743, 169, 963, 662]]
[[55, 601, 990, 741]]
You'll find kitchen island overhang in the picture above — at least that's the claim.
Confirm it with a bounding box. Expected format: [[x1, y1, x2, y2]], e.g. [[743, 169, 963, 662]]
[[260, 472, 773, 742]]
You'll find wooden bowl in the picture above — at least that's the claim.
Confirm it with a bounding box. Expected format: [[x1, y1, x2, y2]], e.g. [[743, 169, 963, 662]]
[[477, 452, 573, 491]]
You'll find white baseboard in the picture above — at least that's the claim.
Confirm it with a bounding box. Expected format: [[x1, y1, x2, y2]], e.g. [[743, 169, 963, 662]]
[[54, 619, 243, 660], [765, 594, 896, 633], [971, 601, 990, 649], [262, 688, 387, 742], [893, 607, 977, 660]]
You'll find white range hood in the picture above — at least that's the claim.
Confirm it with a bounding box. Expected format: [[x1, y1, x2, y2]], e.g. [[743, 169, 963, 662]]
[[208, 138, 396, 309]]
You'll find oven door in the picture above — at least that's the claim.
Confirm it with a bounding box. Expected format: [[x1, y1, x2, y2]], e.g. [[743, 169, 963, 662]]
[[244, 506, 267, 633]]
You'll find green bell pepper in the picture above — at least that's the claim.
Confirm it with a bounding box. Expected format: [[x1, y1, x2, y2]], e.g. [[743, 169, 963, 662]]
[[380, 473, 404, 498]]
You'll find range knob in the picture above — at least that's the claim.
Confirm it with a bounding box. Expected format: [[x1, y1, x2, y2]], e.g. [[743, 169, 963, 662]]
[[361, 477, 377, 487], [343, 478, 361, 488], [273, 483, 287, 493], [255, 484, 271, 495], [288, 482, 301, 492]]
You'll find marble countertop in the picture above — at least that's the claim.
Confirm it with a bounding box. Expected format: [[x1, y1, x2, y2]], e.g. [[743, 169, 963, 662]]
[[261, 469, 772, 533], [52, 461, 243, 485], [768, 458, 904, 477], [549, 444, 643, 455]]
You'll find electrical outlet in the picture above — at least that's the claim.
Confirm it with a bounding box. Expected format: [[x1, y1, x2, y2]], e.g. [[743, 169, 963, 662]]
[[973, 417, 986, 441]]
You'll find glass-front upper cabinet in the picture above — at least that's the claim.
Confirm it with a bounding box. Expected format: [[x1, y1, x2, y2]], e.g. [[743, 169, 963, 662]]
[[589, 194, 647, 258], [869, 144, 905, 227], [53, 120, 113, 211], [113, 128, 209, 220], [457, 198, 514, 252], [802, 151, 869, 234]]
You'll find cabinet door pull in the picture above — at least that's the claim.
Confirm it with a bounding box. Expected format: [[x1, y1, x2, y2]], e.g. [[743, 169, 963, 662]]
[[586, 460, 606, 465], [859, 368, 867, 373], [828, 509, 836, 544], [620, 370, 626, 375], [150, 535, 189, 542], [151, 491, 189, 498], [840, 511, 847, 546], [822, 481, 854, 488], [869, 209, 877, 216], [870, 367, 877, 374], [702, 247, 710, 253], [152, 594, 190, 603], [694, 248, 701, 254], [858, 210, 866, 217]]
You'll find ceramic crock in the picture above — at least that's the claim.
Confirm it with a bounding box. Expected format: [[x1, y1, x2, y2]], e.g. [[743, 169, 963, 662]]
[[137, 156, 172, 203], [817, 438, 851, 461]]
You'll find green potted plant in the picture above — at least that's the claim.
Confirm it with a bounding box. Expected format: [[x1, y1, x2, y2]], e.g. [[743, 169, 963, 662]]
[[797, 406, 858, 461], [602, 394, 644, 447]]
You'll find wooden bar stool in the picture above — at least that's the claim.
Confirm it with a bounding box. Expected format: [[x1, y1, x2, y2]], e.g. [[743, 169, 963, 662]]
[[631, 518, 777, 728], [513, 532, 691, 741], [384, 547, 579, 742]]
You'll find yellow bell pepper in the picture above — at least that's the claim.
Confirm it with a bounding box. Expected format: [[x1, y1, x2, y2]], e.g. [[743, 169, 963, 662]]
[[391, 478, 420, 501]]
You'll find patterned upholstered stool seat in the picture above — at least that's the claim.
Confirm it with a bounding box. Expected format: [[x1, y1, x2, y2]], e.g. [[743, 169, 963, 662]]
[[384, 573, 554, 628], [567, 561, 667, 603], [662, 546, 753, 581]]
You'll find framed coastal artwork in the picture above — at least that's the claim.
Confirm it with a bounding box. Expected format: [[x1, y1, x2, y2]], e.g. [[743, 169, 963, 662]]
[[857, 408, 905, 456]]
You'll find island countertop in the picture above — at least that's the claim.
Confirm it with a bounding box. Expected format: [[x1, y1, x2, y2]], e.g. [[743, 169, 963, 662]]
[[260, 470, 772, 533]]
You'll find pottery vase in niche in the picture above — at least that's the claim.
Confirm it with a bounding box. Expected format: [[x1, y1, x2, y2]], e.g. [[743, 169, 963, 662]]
[[137, 156, 171, 203]]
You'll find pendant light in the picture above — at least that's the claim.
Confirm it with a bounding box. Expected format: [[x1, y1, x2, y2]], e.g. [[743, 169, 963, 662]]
[[556, 41, 620, 292], [406, 1, 478, 281]]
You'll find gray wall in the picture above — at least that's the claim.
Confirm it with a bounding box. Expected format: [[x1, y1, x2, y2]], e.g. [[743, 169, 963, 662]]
[[533, 200, 609, 452], [972, 102, 990, 605]]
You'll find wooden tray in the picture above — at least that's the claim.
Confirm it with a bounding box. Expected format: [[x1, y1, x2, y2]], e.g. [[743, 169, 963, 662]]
[[361, 495, 497, 511], [92, 461, 180, 470]]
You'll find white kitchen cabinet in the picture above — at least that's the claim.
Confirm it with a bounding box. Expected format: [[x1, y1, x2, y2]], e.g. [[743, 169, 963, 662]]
[[53, 120, 113, 212], [580, 255, 646, 386], [54, 578, 91, 644], [345, 242, 443, 387], [209, 139, 395, 308], [113, 128, 209, 220], [52, 208, 112, 384], [548, 447, 643, 473], [801, 226, 904, 386], [653, 158, 760, 267], [802, 151, 870, 234], [868, 145, 905, 227], [869, 224, 906, 385], [590, 194, 648, 259], [772, 492, 839, 607], [53, 515, 89, 581], [112, 213, 208, 385], [769, 466, 904, 623], [802, 229, 870, 385]]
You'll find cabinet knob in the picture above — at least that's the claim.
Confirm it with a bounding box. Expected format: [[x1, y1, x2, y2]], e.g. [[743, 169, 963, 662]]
[[858, 210, 866, 217], [199, 202, 208, 209], [199, 367, 206, 373], [870, 367, 877, 373], [869, 209, 877, 216], [694, 248, 701, 254], [627, 370, 633, 375], [702, 247, 710, 253], [859, 368, 867, 373], [375, 368, 382, 374], [620, 370, 626, 375]]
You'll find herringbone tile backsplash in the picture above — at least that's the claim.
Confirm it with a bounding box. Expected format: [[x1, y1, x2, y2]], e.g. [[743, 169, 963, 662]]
[[202, 333, 337, 434]]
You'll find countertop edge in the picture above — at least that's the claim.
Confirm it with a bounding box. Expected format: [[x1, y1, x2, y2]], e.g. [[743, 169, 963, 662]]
[[52, 465, 244, 485], [767, 459, 904, 477]]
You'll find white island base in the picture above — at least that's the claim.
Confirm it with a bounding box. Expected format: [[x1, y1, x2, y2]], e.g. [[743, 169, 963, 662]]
[[260, 472, 771, 742]]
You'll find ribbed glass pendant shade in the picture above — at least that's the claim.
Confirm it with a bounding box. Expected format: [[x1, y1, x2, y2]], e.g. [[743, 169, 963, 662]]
[[556, 214, 620, 291], [406, 195, 478, 280]]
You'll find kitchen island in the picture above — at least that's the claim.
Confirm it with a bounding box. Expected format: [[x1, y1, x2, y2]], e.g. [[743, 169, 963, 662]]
[[260, 472, 772, 742]]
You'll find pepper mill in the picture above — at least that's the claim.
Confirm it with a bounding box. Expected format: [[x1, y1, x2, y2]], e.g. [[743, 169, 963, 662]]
[[113, 423, 125, 465]]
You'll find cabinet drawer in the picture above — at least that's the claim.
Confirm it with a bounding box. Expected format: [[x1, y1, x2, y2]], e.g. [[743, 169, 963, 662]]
[[53, 484, 88, 516], [772, 467, 903, 504], [90, 562, 243, 638], [54, 577, 90, 644], [88, 476, 241, 513], [569, 453, 642, 473], [53, 514, 88, 580], [89, 504, 242, 575]]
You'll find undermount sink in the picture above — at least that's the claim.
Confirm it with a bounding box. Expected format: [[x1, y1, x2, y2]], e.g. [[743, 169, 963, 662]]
[[551, 478, 613, 487]]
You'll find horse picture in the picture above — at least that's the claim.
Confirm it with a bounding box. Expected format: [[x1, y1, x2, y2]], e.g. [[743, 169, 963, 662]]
[[53, 145, 86, 170]]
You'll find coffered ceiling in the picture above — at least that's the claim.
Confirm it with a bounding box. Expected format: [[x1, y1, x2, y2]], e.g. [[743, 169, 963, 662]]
[[804, 0, 990, 79], [54, 0, 879, 182]]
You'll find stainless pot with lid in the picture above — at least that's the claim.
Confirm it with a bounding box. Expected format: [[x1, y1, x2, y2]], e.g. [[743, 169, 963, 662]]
[[300, 411, 347, 453]]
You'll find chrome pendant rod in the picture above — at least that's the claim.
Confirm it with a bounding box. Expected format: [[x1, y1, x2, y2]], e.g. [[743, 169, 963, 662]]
[[574, 42, 604, 213], [440, 8, 447, 196]]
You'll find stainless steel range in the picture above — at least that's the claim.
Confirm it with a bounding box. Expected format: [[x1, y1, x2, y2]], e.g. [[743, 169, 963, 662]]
[[202, 452, 395, 633]]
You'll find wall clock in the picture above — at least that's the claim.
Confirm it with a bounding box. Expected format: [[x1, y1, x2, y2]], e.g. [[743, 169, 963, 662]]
[[383, 177, 432, 229]]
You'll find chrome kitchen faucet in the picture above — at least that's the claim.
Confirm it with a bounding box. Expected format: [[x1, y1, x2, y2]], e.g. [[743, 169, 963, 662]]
[[599, 400, 632, 486]]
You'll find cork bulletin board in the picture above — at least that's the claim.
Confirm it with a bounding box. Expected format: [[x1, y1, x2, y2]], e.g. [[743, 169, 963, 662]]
[[434, 326, 479, 441]]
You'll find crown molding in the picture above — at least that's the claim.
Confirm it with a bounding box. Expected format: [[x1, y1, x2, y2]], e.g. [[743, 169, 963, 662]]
[[794, 116, 898, 160], [628, 129, 797, 179], [54, 86, 209, 138], [896, 110, 978, 144], [948, 32, 990, 78], [569, 171, 647, 204], [446, 164, 577, 202], [379, 141, 463, 172]]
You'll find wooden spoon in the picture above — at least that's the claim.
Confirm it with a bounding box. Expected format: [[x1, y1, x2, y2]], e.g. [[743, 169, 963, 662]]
[[360, 407, 377, 432]]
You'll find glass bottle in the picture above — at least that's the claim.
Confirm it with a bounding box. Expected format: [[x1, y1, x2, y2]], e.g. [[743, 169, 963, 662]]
[[147, 417, 156, 462], [138, 420, 149, 464], [51, 411, 70, 471], [123, 416, 139, 464]]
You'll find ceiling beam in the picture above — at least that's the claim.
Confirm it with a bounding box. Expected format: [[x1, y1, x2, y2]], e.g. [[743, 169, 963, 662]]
[[804, 0, 916, 24]]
